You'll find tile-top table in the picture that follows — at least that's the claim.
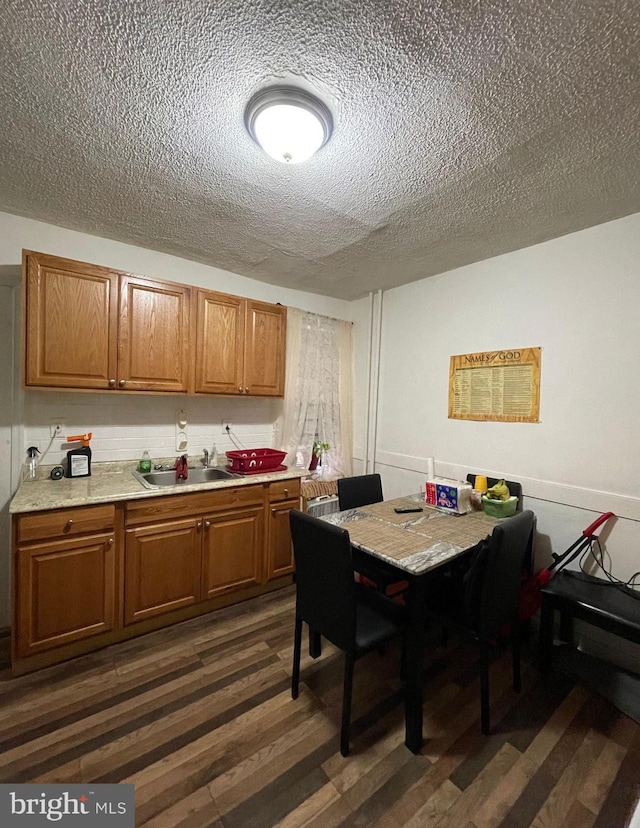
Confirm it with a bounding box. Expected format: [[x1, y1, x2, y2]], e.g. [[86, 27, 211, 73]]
[[322, 495, 497, 753]]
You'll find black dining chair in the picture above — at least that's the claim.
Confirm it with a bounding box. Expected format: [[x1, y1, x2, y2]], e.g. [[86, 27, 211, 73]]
[[466, 474, 533, 578], [424, 509, 536, 734], [337, 474, 408, 599], [289, 509, 407, 756], [337, 473, 384, 511]]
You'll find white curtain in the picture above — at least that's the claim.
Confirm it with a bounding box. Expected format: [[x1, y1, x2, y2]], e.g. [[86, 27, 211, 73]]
[[274, 308, 353, 479]]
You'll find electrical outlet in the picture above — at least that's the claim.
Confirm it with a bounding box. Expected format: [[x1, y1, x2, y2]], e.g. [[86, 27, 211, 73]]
[[221, 419, 232, 433], [50, 419, 65, 438]]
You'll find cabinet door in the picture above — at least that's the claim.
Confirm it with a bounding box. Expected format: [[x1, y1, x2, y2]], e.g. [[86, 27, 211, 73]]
[[244, 301, 286, 397], [194, 289, 244, 394], [201, 507, 263, 599], [267, 500, 297, 580], [118, 276, 191, 392], [124, 519, 201, 624], [16, 533, 116, 657], [24, 251, 118, 389]]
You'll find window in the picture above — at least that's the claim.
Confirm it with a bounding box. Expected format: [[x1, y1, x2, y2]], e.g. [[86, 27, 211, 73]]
[[274, 308, 352, 478]]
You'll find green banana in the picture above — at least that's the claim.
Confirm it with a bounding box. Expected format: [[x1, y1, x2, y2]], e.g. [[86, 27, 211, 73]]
[[486, 479, 511, 501]]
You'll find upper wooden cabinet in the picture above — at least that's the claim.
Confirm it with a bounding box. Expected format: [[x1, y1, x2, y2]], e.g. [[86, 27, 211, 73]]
[[24, 251, 191, 393], [23, 251, 287, 397], [195, 289, 286, 396], [24, 252, 119, 390], [118, 275, 191, 392], [245, 299, 287, 397]]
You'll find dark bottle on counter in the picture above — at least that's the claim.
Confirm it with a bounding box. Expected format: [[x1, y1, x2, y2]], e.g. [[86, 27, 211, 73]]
[[66, 432, 92, 478]]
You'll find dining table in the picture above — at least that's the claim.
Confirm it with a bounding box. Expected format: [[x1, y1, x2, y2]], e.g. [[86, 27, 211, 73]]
[[321, 494, 498, 753]]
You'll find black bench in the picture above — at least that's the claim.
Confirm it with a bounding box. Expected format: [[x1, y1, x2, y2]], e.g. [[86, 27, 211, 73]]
[[539, 570, 640, 672]]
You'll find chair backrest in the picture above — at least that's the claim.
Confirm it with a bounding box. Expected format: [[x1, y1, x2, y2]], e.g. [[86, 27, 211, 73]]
[[464, 510, 535, 638], [337, 474, 383, 511], [289, 509, 357, 652], [466, 474, 523, 511]]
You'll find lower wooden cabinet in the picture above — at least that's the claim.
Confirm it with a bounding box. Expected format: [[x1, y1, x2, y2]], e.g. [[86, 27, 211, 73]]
[[123, 486, 268, 624], [266, 478, 300, 580], [202, 506, 264, 599], [12, 477, 301, 670], [267, 500, 297, 579], [15, 531, 116, 658], [124, 519, 201, 624]]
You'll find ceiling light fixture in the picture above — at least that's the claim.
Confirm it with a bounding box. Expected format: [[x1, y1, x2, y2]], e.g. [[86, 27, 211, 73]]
[[245, 86, 333, 164]]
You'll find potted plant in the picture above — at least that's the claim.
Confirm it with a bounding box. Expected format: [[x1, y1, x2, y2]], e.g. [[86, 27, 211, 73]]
[[308, 440, 330, 471]]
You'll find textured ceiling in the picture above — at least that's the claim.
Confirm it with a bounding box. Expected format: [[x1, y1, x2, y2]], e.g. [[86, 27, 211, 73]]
[[1, 1, 639, 301]]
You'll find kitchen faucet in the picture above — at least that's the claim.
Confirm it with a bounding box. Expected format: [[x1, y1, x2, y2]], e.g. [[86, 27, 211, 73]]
[[202, 448, 209, 468]]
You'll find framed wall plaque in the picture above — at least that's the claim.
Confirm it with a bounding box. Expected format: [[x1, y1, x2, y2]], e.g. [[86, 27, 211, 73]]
[[448, 347, 541, 423]]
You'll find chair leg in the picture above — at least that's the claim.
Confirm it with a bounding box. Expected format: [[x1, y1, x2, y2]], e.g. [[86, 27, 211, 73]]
[[479, 640, 490, 735], [559, 609, 573, 643], [441, 625, 449, 647], [309, 627, 322, 659], [512, 615, 522, 693], [292, 616, 302, 699], [341, 652, 355, 757], [539, 595, 554, 674]]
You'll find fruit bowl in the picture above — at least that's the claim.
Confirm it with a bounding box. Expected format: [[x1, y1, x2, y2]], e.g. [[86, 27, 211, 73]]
[[481, 495, 518, 518]]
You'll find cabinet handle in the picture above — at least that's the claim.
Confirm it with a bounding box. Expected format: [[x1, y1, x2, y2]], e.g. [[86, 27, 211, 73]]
[[204, 520, 211, 529], [271, 508, 277, 515], [66, 519, 74, 528], [108, 378, 116, 387], [107, 537, 114, 545], [118, 379, 126, 388], [238, 385, 243, 392], [244, 386, 249, 394], [284, 488, 289, 496], [197, 520, 202, 529]]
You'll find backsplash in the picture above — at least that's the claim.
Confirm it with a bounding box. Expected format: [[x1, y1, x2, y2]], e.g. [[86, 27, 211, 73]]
[[23, 391, 281, 467]]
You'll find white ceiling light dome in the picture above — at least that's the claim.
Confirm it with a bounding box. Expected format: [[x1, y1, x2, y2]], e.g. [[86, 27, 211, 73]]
[[245, 86, 333, 164]]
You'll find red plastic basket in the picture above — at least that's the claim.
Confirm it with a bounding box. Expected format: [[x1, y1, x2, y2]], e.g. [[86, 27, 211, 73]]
[[225, 448, 287, 473]]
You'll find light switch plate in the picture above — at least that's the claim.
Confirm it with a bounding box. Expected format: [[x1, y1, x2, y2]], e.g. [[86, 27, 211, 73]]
[[176, 410, 188, 451]]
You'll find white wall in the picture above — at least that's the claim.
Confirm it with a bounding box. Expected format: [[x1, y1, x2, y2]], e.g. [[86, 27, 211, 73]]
[[0, 212, 351, 315], [353, 212, 640, 670], [0, 275, 20, 637]]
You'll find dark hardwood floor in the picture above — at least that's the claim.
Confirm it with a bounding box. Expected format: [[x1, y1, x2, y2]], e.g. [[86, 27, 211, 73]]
[[0, 586, 638, 827]]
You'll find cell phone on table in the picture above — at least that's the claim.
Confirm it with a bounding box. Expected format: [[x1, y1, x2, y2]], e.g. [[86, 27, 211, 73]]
[[394, 506, 423, 513]]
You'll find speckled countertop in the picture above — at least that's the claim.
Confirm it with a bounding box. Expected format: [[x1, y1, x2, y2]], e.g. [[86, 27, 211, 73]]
[[10, 461, 308, 514]]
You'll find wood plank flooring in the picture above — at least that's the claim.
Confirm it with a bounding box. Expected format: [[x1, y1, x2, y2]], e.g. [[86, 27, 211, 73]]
[[0, 585, 638, 827]]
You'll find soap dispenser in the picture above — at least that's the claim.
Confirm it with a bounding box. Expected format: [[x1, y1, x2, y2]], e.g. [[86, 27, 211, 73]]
[[211, 443, 218, 467], [22, 446, 40, 482]]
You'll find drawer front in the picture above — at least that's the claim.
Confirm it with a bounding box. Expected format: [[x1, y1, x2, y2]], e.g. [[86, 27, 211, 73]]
[[17, 504, 116, 544], [126, 484, 265, 525], [268, 478, 301, 503]]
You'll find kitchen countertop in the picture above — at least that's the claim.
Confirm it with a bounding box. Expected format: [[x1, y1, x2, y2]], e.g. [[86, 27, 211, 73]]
[[10, 461, 308, 514]]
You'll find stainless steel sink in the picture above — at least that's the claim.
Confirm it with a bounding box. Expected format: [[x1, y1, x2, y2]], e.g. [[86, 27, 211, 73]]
[[133, 467, 241, 489]]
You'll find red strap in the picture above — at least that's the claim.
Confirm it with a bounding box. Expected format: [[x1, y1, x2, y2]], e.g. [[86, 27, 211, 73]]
[[582, 512, 615, 537]]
